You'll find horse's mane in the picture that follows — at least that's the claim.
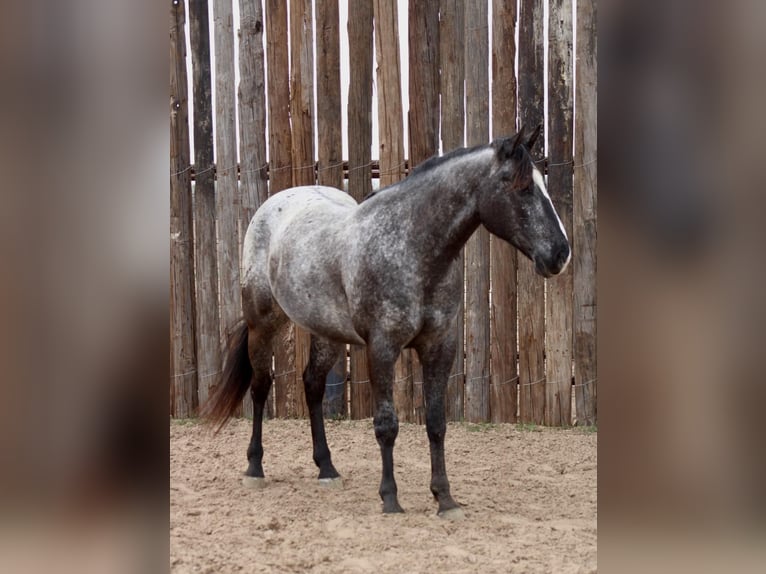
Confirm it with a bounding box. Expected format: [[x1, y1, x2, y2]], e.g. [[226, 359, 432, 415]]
[[362, 143, 488, 202]]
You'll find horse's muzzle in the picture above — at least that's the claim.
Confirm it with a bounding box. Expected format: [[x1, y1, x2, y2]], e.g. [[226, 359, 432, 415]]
[[534, 243, 571, 277]]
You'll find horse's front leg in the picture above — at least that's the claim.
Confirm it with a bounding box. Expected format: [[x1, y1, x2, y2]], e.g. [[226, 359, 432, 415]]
[[416, 334, 463, 518], [367, 340, 404, 514]]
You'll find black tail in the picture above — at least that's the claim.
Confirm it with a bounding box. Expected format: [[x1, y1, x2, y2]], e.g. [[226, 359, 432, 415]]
[[200, 320, 251, 433]]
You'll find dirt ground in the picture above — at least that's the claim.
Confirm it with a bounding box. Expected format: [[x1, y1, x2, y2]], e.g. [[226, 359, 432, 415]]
[[170, 418, 596, 573]]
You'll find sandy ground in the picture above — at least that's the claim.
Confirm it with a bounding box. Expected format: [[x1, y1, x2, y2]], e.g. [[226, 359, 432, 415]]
[[170, 418, 596, 573]]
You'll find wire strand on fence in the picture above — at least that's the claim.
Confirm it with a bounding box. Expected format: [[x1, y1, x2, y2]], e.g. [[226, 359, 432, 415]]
[[520, 377, 545, 387], [573, 378, 597, 388], [518, 377, 597, 387], [493, 376, 519, 386], [394, 373, 413, 385], [174, 157, 596, 181]]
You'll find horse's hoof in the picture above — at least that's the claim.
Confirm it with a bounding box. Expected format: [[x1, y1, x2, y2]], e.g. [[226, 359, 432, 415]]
[[318, 476, 344, 489], [242, 476, 267, 489], [438, 507, 465, 520]]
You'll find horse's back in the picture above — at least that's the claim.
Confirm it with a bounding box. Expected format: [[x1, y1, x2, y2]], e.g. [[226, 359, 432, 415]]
[[243, 185, 356, 266], [242, 186, 364, 343]]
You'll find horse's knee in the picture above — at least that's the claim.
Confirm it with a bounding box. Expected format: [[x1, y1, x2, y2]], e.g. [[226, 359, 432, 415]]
[[426, 425, 445, 445], [425, 408, 446, 442], [374, 403, 399, 446]]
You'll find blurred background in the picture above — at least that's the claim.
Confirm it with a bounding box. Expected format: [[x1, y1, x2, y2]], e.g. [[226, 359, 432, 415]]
[[0, 0, 763, 572], [599, 0, 766, 570]]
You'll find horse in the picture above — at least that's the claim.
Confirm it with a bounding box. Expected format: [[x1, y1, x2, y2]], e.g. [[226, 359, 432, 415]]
[[202, 125, 570, 518]]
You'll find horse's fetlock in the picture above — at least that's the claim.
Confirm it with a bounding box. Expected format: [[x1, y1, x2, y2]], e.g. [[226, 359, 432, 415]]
[[313, 446, 331, 467], [430, 478, 450, 498], [247, 444, 264, 461], [379, 483, 398, 499]]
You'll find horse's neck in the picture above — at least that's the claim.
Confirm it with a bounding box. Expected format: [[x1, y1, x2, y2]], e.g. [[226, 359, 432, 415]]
[[403, 148, 492, 264]]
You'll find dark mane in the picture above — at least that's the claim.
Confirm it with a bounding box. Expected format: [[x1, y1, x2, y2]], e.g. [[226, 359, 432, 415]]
[[362, 143, 487, 202], [408, 143, 487, 178]]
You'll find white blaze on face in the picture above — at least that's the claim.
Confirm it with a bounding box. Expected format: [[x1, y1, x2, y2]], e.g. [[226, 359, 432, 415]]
[[532, 166, 568, 241], [532, 166, 571, 270]]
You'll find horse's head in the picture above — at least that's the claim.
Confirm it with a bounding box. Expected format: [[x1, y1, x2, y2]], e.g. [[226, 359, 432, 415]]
[[480, 125, 571, 277]]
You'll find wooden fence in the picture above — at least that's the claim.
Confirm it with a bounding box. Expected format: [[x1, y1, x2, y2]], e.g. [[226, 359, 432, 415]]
[[170, 0, 597, 425]]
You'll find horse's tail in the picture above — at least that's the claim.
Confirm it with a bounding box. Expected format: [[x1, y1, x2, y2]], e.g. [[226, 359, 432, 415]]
[[200, 320, 252, 433]]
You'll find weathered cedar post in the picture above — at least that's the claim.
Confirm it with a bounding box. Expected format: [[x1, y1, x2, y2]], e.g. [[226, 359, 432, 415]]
[[574, 0, 597, 426], [265, 0, 294, 418], [289, 0, 315, 418], [373, 0, 412, 422], [439, 0, 465, 421], [213, 0, 242, 371], [238, 0, 269, 226], [464, 0, 491, 422], [490, 0, 519, 423], [347, 0, 375, 420], [315, 0, 346, 418], [545, 0, 575, 426], [517, 0, 546, 424], [237, 0, 269, 418], [188, 0, 220, 410], [170, 0, 198, 418], [408, 0, 439, 424]]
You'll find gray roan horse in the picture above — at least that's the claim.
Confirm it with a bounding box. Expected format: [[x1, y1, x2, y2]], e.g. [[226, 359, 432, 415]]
[[202, 125, 570, 518]]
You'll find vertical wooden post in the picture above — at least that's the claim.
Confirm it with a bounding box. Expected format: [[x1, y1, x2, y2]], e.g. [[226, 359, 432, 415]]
[[439, 0, 465, 421], [316, 0, 346, 418], [170, 0, 198, 418], [290, 0, 315, 418], [545, 0, 574, 426], [266, 0, 294, 417], [316, 0, 343, 189], [214, 0, 243, 358], [517, 0, 546, 424], [188, 0, 220, 410], [266, 0, 293, 196], [574, 0, 597, 426], [237, 0, 269, 418], [464, 0, 490, 422], [374, 0, 411, 422], [238, 0, 269, 231], [347, 0, 374, 420], [489, 0, 518, 423], [290, 0, 316, 188], [408, 0, 439, 425]]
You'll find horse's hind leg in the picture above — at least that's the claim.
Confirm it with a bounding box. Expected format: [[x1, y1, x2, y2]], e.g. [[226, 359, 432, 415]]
[[243, 311, 284, 488], [303, 335, 344, 484]]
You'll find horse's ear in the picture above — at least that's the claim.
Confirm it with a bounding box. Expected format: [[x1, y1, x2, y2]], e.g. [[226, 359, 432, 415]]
[[496, 128, 526, 161], [524, 124, 542, 150]]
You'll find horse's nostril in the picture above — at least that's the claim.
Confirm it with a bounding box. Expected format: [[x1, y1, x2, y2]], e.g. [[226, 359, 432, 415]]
[[556, 244, 570, 269]]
